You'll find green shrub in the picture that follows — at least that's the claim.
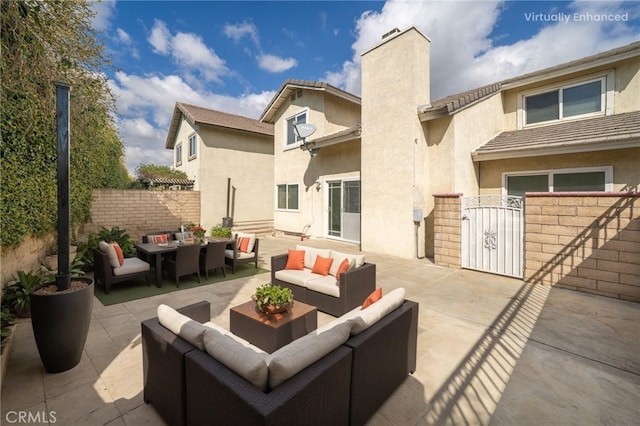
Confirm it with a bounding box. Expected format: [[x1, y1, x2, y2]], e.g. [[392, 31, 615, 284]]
[[210, 224, 232, 238], [1, 305, 16, 352], [4, 270, 50, 317], [76, 227, 136, 271]]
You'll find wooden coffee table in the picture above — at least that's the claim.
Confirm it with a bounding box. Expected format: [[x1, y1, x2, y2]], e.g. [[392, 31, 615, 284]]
[[230, 300, 317, 353]]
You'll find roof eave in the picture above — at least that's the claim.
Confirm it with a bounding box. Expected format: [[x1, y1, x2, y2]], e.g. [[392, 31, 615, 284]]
[[165, 105, 184, 149], [260, 81, 360, 124], [300, 126, 362, 151], [501, 48, 640, 90], [472, 137, 640, 161]]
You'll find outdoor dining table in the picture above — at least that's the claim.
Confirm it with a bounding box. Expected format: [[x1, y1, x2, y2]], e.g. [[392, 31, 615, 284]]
[[135, 237, 235, 286]]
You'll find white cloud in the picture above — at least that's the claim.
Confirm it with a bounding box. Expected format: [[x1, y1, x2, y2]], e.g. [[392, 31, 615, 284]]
[[172, 32, 229, 82], [258, 54, 298, 73], [148, 19, 171, 55], [325, 0, 639, 100], [147, 20, 229, 83], [89, 0, 116, 32], [116, 28, 131, 45], [224, 21, 260, 46]]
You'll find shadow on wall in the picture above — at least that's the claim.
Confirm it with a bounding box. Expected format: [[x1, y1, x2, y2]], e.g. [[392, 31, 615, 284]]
[[526, 194, 639, 300]]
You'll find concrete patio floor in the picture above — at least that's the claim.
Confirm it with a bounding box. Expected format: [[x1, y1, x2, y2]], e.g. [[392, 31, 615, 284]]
[[1, 236, 639, 425]]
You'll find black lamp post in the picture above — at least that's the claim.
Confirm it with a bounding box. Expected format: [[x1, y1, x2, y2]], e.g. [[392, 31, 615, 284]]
[[55, 82, 71, 291]]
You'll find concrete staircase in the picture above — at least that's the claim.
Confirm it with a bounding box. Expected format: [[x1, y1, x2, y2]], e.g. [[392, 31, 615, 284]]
[[232, 220, 274, 237]]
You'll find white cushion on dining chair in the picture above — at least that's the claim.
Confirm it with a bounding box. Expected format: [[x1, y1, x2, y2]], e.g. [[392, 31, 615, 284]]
[[224, 249, 255, 260]]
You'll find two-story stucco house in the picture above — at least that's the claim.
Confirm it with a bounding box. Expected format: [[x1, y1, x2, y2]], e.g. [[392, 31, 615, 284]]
[[165, 102, 274, 233], [259, 81, 362, 243], [261, 27, 639, 260]]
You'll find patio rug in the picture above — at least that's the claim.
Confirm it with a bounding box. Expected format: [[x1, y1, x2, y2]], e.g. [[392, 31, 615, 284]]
[[92, 265, 269, 306]]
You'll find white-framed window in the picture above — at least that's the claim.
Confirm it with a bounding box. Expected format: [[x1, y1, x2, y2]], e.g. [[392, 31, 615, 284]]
[[276, 183, 299, 210], [175, 143, 183, 166], [188, 134, 197, 159], [284, 109, 308, 148], [517, 71, 614, 128], [503, 166, 613, 197]]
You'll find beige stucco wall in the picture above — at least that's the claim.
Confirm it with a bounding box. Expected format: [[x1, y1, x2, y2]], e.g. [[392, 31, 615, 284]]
[[478, 147, 640, 194], [272, 89, 361, 239], [173, 119, 199, 182], [197, 126, 273, 232], [361, 28, 430, 259], [421, 92, 504, 256], [172, 118, 274, 232]]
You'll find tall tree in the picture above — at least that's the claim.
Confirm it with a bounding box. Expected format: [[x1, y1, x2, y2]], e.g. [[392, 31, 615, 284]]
[[1, 0, 131, 248]]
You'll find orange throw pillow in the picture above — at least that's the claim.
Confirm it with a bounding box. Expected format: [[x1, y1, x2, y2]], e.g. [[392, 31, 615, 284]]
[[285, 250, 305, 270], [109, 242, 125, 266], [311, 255, 334, 276], [238, 237, 250, 252], [335, 258, 350, 280], [362, 288, 382, 309]]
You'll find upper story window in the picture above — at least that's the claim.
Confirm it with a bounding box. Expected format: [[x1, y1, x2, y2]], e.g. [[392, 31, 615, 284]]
[[188, 134, 197, 159], [175, 143, 183, 166], [523, 78, 605, 126], [285, 110, 307, 147]]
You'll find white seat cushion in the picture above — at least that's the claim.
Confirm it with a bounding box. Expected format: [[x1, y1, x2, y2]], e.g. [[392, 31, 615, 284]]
[[296, 245, 332, 270], [203, 328, 269, 391], [274, 269, 316, 287], [306, 275, 340, 298], [157, 304, 208, 350], [234, 232, 256, 253], [329, 250, 365, 275], [267, 321, 351, 388], [113, 257, 150, 276], [99, 241, 121, 269], [348, 288, 405, 335], [224, 249, 255, 260]]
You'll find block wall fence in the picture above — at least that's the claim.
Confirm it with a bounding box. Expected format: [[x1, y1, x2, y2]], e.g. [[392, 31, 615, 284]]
[[83, 189, 201, 243], [433, 193, 640, 302]]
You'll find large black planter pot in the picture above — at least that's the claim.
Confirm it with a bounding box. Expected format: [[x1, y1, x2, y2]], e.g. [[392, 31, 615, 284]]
[[30, 277, 94, 373]]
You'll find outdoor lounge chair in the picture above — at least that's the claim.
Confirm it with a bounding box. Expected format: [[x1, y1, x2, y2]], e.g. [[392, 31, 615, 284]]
[[93, 247, 151, 294], [224, 235, 259, 274]]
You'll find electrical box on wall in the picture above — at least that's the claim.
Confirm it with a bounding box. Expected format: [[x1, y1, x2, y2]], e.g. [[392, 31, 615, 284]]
[[413, 208, 423, 222]]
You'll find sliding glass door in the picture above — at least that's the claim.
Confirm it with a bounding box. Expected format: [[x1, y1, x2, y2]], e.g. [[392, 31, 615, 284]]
[[327, 179, 360, 242]]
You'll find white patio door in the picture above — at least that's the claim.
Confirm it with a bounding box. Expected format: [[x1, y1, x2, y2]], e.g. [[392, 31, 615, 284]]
[[326, 179, 360, 243]]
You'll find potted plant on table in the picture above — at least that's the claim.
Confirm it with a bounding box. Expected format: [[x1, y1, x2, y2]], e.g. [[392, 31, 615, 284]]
[[251, 283, 294, 314], [187, 223, 206, 243]]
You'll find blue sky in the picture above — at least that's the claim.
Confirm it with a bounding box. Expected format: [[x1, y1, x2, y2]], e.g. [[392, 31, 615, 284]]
[[90, 1, 640, 174]]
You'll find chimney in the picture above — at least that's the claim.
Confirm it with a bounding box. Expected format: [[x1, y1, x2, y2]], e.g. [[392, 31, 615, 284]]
[[382, 28, 400, 40]]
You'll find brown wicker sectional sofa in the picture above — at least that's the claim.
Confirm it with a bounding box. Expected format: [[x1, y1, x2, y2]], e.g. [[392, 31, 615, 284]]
[[271, 245, 377, 316], [142, 291, 418, 426]]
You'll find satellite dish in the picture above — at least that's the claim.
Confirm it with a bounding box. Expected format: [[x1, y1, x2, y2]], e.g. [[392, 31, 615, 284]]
[[293, 123, 316, 139]]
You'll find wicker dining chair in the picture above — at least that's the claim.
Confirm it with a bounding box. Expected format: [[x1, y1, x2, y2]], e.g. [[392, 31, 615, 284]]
[[163, 243, 201, 287]]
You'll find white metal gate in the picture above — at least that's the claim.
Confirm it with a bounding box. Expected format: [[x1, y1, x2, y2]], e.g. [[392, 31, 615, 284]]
[[461, 195, 523, 278]]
